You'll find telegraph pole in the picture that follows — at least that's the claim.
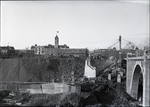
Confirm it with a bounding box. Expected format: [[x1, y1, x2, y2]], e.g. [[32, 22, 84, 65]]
[[119, 36, 121, 50], [119, 35, 122, 60]]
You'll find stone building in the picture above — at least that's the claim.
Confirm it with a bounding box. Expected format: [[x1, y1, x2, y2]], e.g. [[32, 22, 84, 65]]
[[31, 35, 87, 58]]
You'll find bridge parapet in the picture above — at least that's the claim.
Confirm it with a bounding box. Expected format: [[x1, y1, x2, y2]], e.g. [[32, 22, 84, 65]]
[[127, 51, 150, 61]]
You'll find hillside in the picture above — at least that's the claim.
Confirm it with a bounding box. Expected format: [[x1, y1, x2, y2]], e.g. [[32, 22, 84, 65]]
[[90, 58, 114, 76], [0, 58, 85, 82]]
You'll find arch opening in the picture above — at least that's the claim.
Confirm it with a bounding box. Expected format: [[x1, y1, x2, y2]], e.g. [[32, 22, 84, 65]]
[[137, 73, 143, 102], [131, 65, 143, 102]]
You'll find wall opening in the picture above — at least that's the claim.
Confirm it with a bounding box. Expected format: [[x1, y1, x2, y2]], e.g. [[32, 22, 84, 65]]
[[131, 65, 143, 102]]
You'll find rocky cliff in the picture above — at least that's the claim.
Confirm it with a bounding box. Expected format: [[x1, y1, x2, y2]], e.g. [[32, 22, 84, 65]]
[[0, 58, 85, 82]]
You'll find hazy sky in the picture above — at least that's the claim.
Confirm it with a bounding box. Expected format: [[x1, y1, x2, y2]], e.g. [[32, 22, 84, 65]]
[[1, 0, 149, 50]]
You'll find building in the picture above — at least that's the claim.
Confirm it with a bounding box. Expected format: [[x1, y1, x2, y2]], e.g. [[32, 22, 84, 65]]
[[91, 48, 136, 59], [0, 46, 15, 54], [55, 35, 59, 48], [0, 47, 8, 54], [16, 49, 34, 55], [31, 34, 87, 58], [0, 46, 15, 58], [45, 48, 87, 58], [31, 45, 46, 55], [91, 49, 119, 59]]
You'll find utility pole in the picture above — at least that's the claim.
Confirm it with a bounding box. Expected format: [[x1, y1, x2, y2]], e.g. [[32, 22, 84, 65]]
[[119, 36, 121, 50], [119, 35, 122, 61]]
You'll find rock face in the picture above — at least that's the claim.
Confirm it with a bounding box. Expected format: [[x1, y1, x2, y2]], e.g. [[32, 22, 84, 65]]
[[0, 58, 85, 82], [0, 59, 27, 82]]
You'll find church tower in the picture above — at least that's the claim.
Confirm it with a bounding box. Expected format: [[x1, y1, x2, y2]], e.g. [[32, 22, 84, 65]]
[[55, 32, 59, 48]]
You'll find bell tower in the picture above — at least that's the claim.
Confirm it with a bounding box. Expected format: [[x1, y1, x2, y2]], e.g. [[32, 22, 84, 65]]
[[55, 31, 59, 48]]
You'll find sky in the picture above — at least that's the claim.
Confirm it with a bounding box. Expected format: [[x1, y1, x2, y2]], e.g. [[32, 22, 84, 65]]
[[1, 0, 149, 50]]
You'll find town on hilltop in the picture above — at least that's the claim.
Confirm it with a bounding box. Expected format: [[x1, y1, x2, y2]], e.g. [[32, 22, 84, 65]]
[[0, 34, 148, 59]]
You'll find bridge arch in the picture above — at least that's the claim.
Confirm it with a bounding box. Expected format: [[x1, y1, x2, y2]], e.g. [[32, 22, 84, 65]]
[[130, 64, 143, 100], [126, 54, 150, 106]]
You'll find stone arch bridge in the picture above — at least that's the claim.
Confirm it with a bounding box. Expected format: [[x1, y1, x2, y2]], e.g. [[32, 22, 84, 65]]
[[126, 52, 150, 106]]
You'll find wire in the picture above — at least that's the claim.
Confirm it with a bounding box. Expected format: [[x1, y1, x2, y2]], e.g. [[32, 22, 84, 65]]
[[107, 41, 119, 49], [121, 37, 133, 44], [121, 37, 140, 49]]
